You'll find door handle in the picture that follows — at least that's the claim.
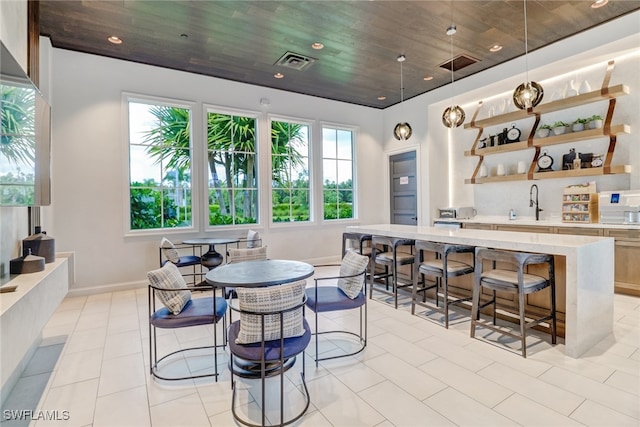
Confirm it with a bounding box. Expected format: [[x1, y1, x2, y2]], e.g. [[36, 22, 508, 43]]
[[411, 216, 418, 220]]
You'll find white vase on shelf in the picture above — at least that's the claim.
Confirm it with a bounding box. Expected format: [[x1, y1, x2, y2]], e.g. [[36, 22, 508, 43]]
[[579, 80, 591, 94]]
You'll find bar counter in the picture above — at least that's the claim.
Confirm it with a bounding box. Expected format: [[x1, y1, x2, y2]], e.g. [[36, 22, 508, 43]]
[[347, 224, 615, 358]]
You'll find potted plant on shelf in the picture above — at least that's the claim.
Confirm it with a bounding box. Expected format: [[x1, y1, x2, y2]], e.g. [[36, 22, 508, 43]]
[[536, 124, 553, 138], [572, 117, 588, 132], [552, 120, 570, 135], [588, 114, 603, 129]]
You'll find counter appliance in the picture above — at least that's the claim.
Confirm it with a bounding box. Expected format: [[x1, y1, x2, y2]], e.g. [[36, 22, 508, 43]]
[[599, 190, 640, 224], [437, 207, 477, 219]]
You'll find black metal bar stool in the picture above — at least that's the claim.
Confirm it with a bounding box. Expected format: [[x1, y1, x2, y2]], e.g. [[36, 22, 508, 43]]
[[369, 236, 416, 309], [411, 241, 475, 328], [470, 247, 557, 358]]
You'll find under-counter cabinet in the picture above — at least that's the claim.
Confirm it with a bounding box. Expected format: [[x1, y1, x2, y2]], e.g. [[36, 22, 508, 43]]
[[606, 228, 640, 296], [463, 60, 631, 184]]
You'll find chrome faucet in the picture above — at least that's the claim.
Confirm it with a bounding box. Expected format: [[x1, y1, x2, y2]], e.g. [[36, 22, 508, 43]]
[[529, 184, 543, 221]]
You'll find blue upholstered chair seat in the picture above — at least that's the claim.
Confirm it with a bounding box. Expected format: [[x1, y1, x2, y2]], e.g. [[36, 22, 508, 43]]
[[151, 297, 227, 329], [228, 319, 311, 362], [305, 287, 365, 313], [161, 255, 202, 267]]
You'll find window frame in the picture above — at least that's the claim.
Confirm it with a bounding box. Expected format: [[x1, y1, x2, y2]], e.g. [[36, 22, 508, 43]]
[[123, 93, 198, 236], [268, 115, 314, 227], [319, 122, 359, 224], [202, 104, 261, 231]]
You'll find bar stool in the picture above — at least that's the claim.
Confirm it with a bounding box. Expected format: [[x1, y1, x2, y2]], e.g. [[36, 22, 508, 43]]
[[342, 232, 373, 259], [470, 247, 557, 358], [369, 236, 416, 309], [411, 241, 475, 328]]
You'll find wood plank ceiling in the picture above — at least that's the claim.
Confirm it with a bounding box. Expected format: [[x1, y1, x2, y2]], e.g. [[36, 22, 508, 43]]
[[39, 1, 640, 109]]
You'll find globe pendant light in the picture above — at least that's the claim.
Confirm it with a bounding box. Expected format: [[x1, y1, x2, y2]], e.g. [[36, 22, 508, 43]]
[[513, 0, 544, 109], [442, 23, 465, 128], [393, 54, 412, 141]]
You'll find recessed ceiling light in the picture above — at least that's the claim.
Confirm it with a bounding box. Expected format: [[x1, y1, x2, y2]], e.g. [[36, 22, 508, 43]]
[[489, 44, 503, 52], [591, 0, 608, 8], [423, 75, 434, 81], [445, 25, 456, 36], [377, 96, 386, 100], [274, 72, 284, 79], [311, 42, 324, 50], [107, 36, 122, 45]]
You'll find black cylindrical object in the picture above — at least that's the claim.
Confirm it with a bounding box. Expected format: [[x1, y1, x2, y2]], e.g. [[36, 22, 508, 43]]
[[23, 229, 55, 263]]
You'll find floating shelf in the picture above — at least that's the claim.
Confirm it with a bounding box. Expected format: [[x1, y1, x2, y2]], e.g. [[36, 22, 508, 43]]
[[532, 164, 631, 180], [464, 174, 529, 184], [533, 124, 630, 148], [463, 84, 629, 130], [465, 140, 529, 157]]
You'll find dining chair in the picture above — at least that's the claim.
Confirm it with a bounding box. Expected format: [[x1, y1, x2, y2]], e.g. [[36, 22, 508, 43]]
[[227, 280, 311, 426], [305, 251, 369, 366], [147, 262, 227, 381], [159, 237, 203, 285], [224, 245, 269, 300]]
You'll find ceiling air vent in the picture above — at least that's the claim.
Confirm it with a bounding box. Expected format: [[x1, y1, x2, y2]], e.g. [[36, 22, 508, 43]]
[[439, 54, 480, 72], [274, 51, 317, 72]]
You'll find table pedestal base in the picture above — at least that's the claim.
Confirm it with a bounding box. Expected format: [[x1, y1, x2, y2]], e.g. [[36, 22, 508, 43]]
[[230, 356, 296, 379]]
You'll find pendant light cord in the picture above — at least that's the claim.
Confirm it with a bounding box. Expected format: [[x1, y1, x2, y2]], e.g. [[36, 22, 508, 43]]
[[450, 33, 455, 105], [524, 0, 529, 84], [400, 60, 404, 103]]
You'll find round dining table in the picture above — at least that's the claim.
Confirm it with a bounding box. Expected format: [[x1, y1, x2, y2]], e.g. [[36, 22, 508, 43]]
[[205, 259, 314, 288], [182, 237, 240, 269], [206, 259, 315, 378]]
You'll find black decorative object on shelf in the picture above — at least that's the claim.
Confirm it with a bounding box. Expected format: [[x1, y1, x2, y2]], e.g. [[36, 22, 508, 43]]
[[22, 226, 55, 263]]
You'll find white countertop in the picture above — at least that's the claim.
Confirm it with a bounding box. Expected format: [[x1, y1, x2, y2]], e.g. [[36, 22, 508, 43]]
[[347, 223, 614, 358], [348, 223, 612, 256], [435, 215, 640, 229]]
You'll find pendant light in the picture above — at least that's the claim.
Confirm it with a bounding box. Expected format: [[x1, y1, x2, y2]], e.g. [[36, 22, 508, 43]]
[[393, 54, 412, 141], [442, 3, 465, 128], [512, 0, 544, 109]]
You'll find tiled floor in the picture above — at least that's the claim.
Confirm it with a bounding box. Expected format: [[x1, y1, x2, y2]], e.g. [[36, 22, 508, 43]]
[[2, 266, 639, 427]]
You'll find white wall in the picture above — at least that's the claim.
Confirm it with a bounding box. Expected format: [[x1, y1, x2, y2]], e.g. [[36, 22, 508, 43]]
[[48, 49, 385, 293], [383, 11, 640, 224]]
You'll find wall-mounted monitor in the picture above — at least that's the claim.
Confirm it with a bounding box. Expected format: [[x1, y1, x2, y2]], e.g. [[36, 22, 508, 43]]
[[0, 42, 51, 206]]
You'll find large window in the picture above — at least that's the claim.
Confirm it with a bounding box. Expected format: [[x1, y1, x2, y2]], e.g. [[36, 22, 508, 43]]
[[271, 120, 310, 223], [128, 99, 193, 231], [322, 127, 354, 220], [206, 110, 258, 226]]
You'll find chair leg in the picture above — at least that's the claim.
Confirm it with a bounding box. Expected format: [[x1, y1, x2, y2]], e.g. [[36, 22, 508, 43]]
[[470, 280, 481, 338], [443, 275, 449, 329], [550, 261, 557, 345], [519, 290, 527, 358], [314, 309, 319, 367]]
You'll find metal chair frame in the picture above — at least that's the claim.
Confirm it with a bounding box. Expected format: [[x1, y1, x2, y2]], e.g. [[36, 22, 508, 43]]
[[411, 241, 475, 328], [158, 242, 205, 285], [470, 248, 557, 358], [148, 282, 227, 381], [228, 295, 310, 427], [306, 264, 367, 367], [369, 236, 416, 309]]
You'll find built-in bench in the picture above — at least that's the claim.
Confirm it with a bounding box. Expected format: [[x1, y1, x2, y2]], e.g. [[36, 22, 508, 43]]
[[0, 253, 73, 406]]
